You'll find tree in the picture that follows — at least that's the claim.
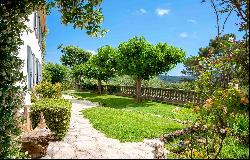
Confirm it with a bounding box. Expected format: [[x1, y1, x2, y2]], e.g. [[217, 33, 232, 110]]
[[59, 45, 92, 68], [59, 45, 93, 89], [183, 34, 249, 93], [169, 1, 249, 158], [117, 36, 185, 102], [0, 0, 105, 158], [82, 45, 117, 94], [42, 62, 71, 89]]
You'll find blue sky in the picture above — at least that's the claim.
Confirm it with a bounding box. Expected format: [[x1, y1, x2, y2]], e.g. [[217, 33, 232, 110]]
[[45, 0, 242, 76]]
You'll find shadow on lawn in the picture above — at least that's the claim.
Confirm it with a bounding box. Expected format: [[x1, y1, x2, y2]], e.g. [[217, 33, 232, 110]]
[[74, 92, 155, 109]]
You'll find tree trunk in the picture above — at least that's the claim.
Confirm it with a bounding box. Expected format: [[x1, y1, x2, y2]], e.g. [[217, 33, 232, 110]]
[[78, 75, 82, 90], [98, 79, 102, 94], [136, 78, 142, 102]]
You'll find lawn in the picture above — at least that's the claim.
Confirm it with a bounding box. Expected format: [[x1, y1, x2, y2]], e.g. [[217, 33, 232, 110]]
[[72, 91, 197, 142]]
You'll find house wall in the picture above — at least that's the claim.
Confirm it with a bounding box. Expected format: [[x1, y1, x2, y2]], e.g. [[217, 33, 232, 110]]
[[17, 11, 46, 105]]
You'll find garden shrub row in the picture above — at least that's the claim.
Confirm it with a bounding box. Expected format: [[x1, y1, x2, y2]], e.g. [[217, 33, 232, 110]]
[[30, 98, 72, 139], [35, 81, 62, 99]]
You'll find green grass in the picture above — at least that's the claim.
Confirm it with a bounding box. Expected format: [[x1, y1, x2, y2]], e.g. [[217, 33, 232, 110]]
[[72, 91, 197, 142], [71, 91, 248, 158], [74, 91, 197, 122], [83, 107, 183, 142]]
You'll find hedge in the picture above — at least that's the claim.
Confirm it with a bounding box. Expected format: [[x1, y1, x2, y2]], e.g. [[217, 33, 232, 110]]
[[30, 98, 72, 139]]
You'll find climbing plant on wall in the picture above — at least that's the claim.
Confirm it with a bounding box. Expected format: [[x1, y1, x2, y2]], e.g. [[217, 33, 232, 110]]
[[0, 0, 105, 158]]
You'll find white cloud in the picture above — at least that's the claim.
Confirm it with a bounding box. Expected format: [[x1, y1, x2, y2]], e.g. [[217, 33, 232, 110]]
[[187, 19, 197, 24], [138, 8, 147, 15], [180, 32, 188, 38], [156, 8, 170, 16], [87, 50, 97, 55]]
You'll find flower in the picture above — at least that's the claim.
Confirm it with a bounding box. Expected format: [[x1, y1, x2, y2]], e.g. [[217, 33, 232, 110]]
[[220, 128, 227, 134], [204, 98, 213, 109], [241, 97, 249, 105], [205, 98, 213, 104]]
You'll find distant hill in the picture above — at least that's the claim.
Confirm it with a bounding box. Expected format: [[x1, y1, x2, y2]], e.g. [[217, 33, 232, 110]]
[[159, 75, 194, 83]]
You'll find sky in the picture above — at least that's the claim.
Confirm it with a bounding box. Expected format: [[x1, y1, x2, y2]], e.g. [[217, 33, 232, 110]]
[[45, 0, 243, 76]]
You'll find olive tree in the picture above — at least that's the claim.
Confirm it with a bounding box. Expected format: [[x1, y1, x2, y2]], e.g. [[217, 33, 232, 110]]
[[117, 36, 185, 102], [82, 45, 117, 94]]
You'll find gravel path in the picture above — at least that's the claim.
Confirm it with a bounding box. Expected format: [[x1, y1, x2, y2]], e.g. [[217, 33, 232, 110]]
[[42, 95, 166, 159]]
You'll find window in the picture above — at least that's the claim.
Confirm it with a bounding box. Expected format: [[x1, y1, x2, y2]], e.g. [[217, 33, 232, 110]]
[[34, 12, 37, 31], [36, 58, 39, 84], [32, 53, 36, 86], [27, 46, 33, 89]]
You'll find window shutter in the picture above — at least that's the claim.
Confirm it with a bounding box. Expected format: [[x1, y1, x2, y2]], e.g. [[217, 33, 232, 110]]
[[32, 53, 36, 87], [27, 46, 33, 89], [39, 62, 42, 82], [36, 58, 39, 84], [34, 12, 37, 30]]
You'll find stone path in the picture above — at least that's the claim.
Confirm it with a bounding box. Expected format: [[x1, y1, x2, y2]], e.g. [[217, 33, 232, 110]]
[[43, 95, 166, 159]]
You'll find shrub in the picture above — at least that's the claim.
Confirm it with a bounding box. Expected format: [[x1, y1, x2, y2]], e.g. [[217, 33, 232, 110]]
[[35, 81, 62, 99], [30, 98, 72, 139], [167, 84, 249, 159], [107, 75, 135, 86], [80, 78, 98, 91], [31, 90, 38, 103], [108, 75, 195, 90], [106, 85, 120, 94], [43, 62, 69, 84]]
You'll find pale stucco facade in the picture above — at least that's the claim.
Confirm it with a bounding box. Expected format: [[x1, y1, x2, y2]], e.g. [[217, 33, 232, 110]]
[[17, 10, 46, 105]]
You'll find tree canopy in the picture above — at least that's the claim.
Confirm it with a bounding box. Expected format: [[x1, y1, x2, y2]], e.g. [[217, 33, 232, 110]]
[[43, 62, 70, 84], [117, 36, 185, 80], [59, 45, 92, 68], [82, 45, 118, 93], [117, 36, 185, 101]]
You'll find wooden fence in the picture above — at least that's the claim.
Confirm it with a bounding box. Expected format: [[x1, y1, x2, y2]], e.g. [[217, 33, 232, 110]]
[[101, 85, 204, 105]]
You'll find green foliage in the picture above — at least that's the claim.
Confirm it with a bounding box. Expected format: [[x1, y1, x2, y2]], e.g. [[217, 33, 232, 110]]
[[107, 75, 135, 86], [47, 0, 107, 37], [81, 45, 118, 93], [0, 0, 105, 157], [117, 36, 185, 101], [220, 136, 249, 159], [107, 75, 195, 90], [117, 36, 185, 80], [35, 81, 62, 99], [30, 98, 72, 139], [142, 76, 195, 90], [31, 89, 38, 103], [166, 135, 249, 159], [43, 62, 71, 89], [183, 34, 249, 90], [83, 45, 118, 81], [59, 45, 92, 68], [80, 78, 98, 91], [167, 84, 249, 159], [0, 1, 28, 157]]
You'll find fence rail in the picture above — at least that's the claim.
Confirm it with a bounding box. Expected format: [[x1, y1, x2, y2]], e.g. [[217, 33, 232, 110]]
[[101, 85, 204, 105]]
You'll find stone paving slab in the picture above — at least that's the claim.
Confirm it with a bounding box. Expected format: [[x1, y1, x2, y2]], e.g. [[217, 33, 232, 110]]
[[42, 94, 166, 159]]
